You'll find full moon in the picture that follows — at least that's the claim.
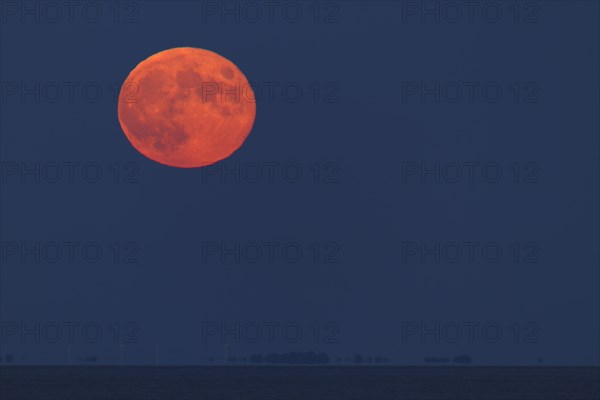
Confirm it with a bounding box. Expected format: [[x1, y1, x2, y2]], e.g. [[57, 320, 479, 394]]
[[117, 47, 256, 168]]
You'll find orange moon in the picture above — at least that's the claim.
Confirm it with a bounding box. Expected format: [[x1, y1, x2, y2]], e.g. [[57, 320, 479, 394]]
[[117, 47, 256, 168]]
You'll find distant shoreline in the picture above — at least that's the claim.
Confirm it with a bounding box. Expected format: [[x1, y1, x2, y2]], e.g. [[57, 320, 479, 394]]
[[1, 365, 598, 368]]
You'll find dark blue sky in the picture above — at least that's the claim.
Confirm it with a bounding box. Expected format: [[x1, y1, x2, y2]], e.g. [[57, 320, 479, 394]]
[[1, 1, 599, 365]]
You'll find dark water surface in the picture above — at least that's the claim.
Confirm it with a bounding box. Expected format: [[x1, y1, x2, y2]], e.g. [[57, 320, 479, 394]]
[[1, 366, 598, 400]]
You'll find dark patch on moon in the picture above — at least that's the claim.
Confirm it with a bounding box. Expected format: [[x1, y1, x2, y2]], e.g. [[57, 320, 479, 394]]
[[167, 97, 181, 114], [152, 121, 189, 152], [221, 67, 234, 79], [197, 78, 220, 105], [137, 68, 169, 97], [176, 70, 204, 89]]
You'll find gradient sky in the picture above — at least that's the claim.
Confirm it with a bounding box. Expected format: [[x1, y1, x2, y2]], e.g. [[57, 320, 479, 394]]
[[1, 0, 599, 365]]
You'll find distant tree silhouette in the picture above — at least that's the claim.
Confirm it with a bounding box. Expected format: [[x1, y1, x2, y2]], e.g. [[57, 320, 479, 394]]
[[452, 355, 471, 364], [374, 356, 389, 363], [249, 354, 263, 363], [424, 357, 450, 363], [229, 353, 388, 365], [248, 352, 329, 364]]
